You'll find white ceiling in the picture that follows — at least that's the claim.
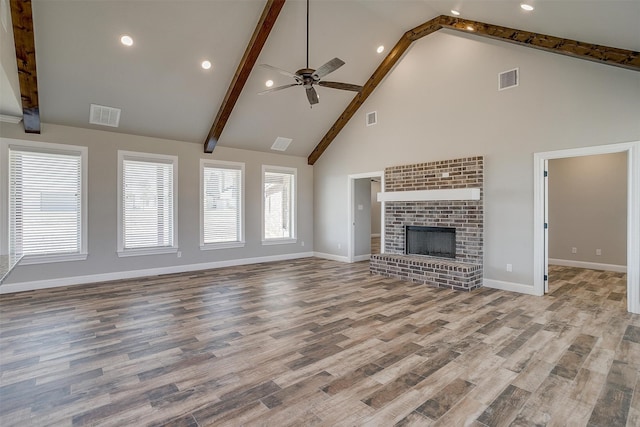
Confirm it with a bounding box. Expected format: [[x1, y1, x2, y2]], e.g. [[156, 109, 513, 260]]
[[1, 0, 639, 158]]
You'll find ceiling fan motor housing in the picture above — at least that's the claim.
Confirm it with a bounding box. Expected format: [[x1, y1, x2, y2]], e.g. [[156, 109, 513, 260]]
[[296, 68, 318, 88]]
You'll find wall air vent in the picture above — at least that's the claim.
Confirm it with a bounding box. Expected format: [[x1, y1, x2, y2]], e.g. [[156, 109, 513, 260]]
[[498, 68, 519, 91], [366, 111, 377, 126], [271, 137, 292, 151], [89, 104, 121, 127]]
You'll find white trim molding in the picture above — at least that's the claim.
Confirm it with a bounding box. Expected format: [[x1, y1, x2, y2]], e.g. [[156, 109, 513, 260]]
[[549, 259, 627, 273], [348, 171, 385, 263], [1, 252, 315, 294], [377, 188, 480, 202], [0, 114, 22, 124], [199, 159, 245, 250], [534, 141, 640, 314], [117, 150, 179, 257], [1, 138, 89, 264], [262, 165, 297, 244], [484, 278, 540, 296], [313, 252, 350, 263]]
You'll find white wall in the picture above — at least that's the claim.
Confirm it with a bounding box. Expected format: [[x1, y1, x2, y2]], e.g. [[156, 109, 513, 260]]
[[549, 153, 627, 267], [0, 122, 313, 287], [313, 30, 640, 292]]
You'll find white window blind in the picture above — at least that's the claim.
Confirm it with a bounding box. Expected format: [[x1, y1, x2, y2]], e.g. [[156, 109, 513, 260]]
[[263, 167, 296, 241], [202, 162, 243, 247], [9, 148, 82, 257], [121, 155, 175, 252]]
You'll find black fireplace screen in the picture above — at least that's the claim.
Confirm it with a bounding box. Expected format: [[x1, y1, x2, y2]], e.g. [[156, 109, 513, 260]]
[[405, 226, 456, 258]]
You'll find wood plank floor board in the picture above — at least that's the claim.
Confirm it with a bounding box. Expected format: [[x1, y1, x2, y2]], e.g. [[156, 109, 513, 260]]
[[0, 260, 638, 426]]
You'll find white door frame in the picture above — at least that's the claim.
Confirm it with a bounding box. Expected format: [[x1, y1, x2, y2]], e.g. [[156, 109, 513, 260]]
[[533, 141, 640, 314], [348, 171, 384, 263]]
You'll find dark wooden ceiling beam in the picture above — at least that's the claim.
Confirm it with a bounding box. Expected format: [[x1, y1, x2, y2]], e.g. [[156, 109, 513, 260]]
[[307, 15, 640, 165], [10, 0, 40, 133], [306, 25, 424, 165], [204, 0, 286, 153], [438, 16, 640, 72]]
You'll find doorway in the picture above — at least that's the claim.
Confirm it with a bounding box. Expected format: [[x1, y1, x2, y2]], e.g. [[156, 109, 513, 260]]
[[348, 172, 384, 263], [533, 141, 640, 314], [547, 152, 627, 297]]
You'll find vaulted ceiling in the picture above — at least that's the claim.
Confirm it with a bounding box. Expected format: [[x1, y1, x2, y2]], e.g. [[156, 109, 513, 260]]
[[1, 1, 639, 162]]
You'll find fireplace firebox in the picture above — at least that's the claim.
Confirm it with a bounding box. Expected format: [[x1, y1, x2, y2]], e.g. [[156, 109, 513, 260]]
[[405, 226, 456, 259]]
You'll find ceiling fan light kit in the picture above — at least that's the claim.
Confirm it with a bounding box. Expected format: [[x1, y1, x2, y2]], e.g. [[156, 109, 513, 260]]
[[258, 0, 363, 106]]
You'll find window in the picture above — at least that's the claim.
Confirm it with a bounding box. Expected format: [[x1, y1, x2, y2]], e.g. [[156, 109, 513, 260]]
[[118, 151, 178, 257], [200, 160, 244, 249], [262, 166, 296, 244], [6, 141, 88, 264]]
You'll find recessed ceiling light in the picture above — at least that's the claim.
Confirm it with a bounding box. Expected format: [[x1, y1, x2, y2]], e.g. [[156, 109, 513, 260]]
[[120, 35, 133, 47], [376, 45, 384, 54], [201, 60, 212, 70], [466, 25, 474, 31], [451, 10, 460, 16], [520, 4, 534, 11], [265, 80, 274, 87]]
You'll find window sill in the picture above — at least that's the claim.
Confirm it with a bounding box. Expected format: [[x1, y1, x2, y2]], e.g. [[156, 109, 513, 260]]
[[19, 253, 88, 265], [261, 238, 297, 246], [200, 241, 245, 251], [117, 247, 178, 258]]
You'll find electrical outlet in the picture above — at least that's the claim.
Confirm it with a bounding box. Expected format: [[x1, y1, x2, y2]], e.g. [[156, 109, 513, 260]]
[[337, 243, 341, 250], [572, 247, 577, 254], [301, 241, 305, 247], [506, 264, 512, 272], [596, 249, 602, 256], [177, 251, 182, 258]]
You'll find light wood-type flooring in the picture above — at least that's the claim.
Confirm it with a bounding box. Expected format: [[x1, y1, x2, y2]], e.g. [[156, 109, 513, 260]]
[[1, 260, 638, 426], [371, 236, 381, 255]]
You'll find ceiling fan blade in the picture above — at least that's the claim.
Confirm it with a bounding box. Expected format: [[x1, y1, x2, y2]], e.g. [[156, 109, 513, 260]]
[[258, 83, 301, 95], [313, 57, 345, 79], [306, 86, 319, 105], [318, 81, 363, 92], [259, 64, 301, 81]]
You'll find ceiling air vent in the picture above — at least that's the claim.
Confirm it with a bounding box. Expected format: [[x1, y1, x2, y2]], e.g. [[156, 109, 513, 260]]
[[89, 104, 121, 127], [366, 111, 377, 126], [271, 137, 292, 151], [498, 68, 519, 91]]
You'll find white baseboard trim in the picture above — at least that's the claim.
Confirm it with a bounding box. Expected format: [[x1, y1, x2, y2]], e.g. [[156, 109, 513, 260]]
[[549, 258, 627, 273], [484, 278, 541, 296], [0, 252, 315, 294], [313, 252, 350, 263], [353, 254, 371, 262], [371, 233, 381, 238]]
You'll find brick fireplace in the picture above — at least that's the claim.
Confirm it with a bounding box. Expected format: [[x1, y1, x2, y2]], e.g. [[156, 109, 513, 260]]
[[370, 156, 484, 291]]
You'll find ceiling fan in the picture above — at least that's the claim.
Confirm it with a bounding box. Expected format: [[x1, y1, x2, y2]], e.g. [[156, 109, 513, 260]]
[[258, 0, 363, 106]]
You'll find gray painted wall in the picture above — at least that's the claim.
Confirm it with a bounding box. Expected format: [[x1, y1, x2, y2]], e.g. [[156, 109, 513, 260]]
[[313, 31, 640, 290], [548, 152, 627, 266], [0, 123, 313, 284], [370, 180, 381, 235], [354, 178, 371, 257]]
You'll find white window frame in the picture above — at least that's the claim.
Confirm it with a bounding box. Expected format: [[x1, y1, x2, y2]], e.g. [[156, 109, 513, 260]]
[[261, 165, 297, 245], [200, 159, 245, 250], [117, 150, 178, 257], [1, 138, 88, 264]]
